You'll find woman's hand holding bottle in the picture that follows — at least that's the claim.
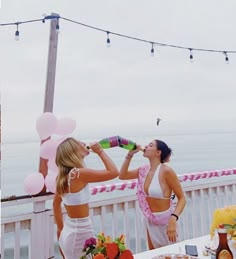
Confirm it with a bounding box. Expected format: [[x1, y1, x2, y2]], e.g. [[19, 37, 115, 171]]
[[126, 144, 143, 158], [89, 142, 119, 178], [89, 142, 103, 155]]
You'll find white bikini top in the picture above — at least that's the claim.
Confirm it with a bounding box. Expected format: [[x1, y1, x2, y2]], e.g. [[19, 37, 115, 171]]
[[147, 164, 171, 199], [61, 168, 91, 206]]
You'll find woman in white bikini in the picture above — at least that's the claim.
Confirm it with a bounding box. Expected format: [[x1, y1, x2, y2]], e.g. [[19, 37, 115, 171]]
[[119, 139, 186, 249], [53, 137, 119, 259]]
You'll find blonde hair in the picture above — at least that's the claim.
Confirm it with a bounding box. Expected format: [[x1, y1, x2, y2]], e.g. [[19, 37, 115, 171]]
[[55, 137, 85, 195]]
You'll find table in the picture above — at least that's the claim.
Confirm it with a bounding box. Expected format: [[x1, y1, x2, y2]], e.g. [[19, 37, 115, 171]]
[[134, 235, 212, 259]]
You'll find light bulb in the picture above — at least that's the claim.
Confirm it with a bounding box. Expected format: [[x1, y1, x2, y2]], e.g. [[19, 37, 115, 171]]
[[106, 32, 111, 47], [56, 23, 60, 34], [15, 24, 20, 41], [224, 52, 229, 64], [15, 30, 20, 41], [151, 43, 154, 57], [189, 49, 193, 63]]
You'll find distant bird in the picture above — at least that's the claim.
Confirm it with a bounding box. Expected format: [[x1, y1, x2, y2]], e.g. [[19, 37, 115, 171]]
[[156, 118, 162, 126]]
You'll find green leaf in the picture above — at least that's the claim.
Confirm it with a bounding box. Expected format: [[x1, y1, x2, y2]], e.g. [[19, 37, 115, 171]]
[[223, 224, 234, 229], [118, 244, 126, 252], [97, 234, 106, 243]]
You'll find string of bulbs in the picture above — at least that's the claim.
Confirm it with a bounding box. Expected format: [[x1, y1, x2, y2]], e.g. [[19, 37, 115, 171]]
[[1, 14, 236, 63]]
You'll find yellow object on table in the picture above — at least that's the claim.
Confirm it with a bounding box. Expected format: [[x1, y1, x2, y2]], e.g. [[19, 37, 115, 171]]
[[210, 205, 236, 238]]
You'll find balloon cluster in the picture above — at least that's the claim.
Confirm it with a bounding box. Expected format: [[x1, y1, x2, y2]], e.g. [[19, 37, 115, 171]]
[[23, 112, 76, 195]]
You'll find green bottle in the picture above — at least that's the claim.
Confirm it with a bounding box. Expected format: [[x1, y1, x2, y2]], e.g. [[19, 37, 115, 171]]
[[118, 136, 137, 150], [98, 136, 119, 149]]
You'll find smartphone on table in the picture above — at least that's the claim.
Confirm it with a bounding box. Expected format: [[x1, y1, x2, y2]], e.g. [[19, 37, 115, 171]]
[[185, 244, 198, 257]]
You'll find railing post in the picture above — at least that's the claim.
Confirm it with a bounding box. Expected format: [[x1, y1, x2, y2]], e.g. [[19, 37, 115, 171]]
[[30, 201, 47, 259]]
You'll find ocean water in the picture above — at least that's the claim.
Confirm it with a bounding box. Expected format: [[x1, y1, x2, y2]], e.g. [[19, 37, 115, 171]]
[[2, 119, 236, 199]]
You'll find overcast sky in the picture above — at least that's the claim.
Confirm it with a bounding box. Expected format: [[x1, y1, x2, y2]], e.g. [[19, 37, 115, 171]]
[[1, 0, 236, 142]]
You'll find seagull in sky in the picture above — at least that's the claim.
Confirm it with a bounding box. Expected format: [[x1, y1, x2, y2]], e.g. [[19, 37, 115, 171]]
[[156, 118, 162, 126]]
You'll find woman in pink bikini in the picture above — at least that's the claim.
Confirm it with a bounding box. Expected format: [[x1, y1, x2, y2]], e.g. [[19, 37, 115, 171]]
[[53, 137, 119, 259], [119, 139, 186, 249]]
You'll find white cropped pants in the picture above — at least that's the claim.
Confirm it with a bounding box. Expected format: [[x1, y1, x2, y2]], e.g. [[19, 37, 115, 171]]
[[59, 216, 94, 259]]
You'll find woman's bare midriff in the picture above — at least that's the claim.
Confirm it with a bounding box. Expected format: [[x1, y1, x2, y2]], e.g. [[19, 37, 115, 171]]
[[64, 203, 89, 218], [146, 197, 171, 212]]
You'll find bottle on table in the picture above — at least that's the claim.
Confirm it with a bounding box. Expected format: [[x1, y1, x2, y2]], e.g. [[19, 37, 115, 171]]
[[118, 136, 136, 150], [215, 224, 233, 259]]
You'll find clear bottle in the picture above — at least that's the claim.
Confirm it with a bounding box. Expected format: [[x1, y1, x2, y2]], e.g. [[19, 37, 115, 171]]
[[118, 136, 137, 150], [216, 224, 233, 259], [98, 136, 119, 149]]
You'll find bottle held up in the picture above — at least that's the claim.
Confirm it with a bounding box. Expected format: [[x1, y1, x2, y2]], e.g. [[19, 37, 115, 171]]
[[87, 135, 143, 151]]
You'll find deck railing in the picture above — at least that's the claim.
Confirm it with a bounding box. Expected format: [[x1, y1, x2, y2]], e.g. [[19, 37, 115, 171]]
[[1, 171, 236, 259]]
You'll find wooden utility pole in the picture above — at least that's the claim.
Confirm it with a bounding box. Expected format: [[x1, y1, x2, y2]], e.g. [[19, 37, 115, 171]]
[[39, 13, 59, 185]]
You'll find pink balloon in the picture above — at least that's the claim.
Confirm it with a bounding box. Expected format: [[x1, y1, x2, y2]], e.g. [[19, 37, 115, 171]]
[[48, 159, 58, 173], [45, 173, 57, 193], [24, 173, 45, 195], [57, 136, 69, 144], [48, 169, 58, 175], [40, 139, 59, 159], [54, 117, 76, 136], [36, 112, 58, 140]]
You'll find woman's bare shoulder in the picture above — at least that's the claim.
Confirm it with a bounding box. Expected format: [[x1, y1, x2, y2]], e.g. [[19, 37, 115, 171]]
[[161, 164, 176, 176]]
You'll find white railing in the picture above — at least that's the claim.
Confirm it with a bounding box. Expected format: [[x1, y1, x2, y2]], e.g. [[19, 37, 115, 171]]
[[1, 174, 236, 259]]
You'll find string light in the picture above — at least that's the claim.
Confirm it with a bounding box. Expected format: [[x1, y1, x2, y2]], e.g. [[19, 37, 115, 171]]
[[224, 51, 229, 64], [56, 18, 60, 34], [42, 14, 46, 23], [106, 31, 111, 47], [189, 48, 193, 62], [15, 23, 19, 41], [1, 15, 236, 63], [151, 42, 154, 57]]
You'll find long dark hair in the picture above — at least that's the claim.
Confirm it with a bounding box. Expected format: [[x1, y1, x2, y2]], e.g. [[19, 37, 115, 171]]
[[155, 139, 172, 163]]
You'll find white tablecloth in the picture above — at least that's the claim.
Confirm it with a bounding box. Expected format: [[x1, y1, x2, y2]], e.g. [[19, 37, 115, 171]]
[[134, 235, 212, 259]]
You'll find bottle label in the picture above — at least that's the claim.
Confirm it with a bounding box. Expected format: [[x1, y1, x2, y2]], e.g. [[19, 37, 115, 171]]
[[109, 136, 119, 148], [118, 136, 136, 150], [119, 137, 129, 145], [218, 249, 232, 259]]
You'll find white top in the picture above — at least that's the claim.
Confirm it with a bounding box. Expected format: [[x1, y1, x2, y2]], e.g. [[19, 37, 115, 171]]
[[61, 168, 91, 206]]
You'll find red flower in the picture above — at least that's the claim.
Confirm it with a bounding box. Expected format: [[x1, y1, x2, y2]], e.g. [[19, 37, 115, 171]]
[[120, 249, 134, 259], [106, 243, 119, 259]]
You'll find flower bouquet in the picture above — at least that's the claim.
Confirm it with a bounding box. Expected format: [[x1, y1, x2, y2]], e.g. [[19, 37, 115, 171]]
[[210, 206, 236, 238], [80, 232, 134, 259]]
